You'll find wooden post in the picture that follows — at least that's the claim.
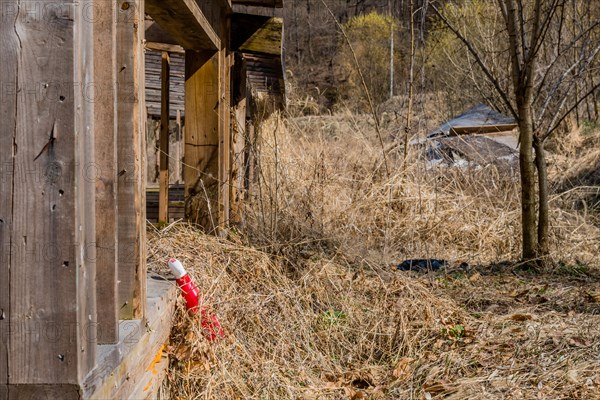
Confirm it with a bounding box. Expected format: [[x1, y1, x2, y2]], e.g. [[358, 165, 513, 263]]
[[117, 0, 146, 320], [0, 0, 18, 392], [1, 0, 97, 393], [184, 50, 220, 230], [174, 109, 183, 184], [94, 0, 119, 344], [159, 52, 171, 223], [218, 14, 232, 232], [230, 53, 247, 224]]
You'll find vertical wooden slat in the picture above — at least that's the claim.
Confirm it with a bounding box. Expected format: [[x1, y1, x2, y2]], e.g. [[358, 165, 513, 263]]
[[94, 0, 119, 344], [8, 0, 96, 387], [230, 54, 247, 225], [0, 0, 18, 391], [184, 50, 220, 230], [134, 0, 147, 320], [117, 0, 145, 320], [218, 16, 232, 232], [174, 109, 182, 184], [158, 52, 170, 223]]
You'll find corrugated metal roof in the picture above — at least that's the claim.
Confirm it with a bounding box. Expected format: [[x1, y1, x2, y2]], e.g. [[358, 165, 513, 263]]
[[428, 103, 516, 138]]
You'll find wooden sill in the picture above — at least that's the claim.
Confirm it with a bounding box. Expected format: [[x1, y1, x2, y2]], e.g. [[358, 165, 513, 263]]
[[83, 275, 177, 399]]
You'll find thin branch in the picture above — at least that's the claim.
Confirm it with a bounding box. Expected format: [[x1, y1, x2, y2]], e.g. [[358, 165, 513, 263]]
[[319, 0, 390, 177], [541, 80, 600, 141], [431, 3, 518, 120]]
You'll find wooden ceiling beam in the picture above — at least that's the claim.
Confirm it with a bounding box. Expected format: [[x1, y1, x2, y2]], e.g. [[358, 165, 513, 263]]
[[145, 0, 220, 51]]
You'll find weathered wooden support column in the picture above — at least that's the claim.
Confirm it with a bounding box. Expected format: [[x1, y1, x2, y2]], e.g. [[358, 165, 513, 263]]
[[94, 0, 119, 344], [184, 50, 220, 230], [117, 0, 146, 320], [218, 15, 232, 231], [159, 52, 171, 223], [230, 53, 248, 224], [0, 0, 97, 395]]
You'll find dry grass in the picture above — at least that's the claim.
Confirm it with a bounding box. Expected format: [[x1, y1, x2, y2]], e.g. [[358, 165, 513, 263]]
[[151, 112, 600, 399]]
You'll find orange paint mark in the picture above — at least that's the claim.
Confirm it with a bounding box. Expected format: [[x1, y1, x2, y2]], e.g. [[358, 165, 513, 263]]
[[148, 344, 165, 375], [143, 378, 153, 392]]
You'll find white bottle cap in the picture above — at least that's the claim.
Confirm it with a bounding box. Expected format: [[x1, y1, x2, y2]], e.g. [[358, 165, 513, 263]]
[[167, 258, 187, 279]]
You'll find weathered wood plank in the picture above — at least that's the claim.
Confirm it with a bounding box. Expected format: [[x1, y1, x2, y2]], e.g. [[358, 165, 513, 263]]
[[134, 0, 148, 320], [9, 0, 96, 386], [184, 50, 220, 231], [145, 0, 220, 51], [159, 52, 170, 223], [83, 277, 176, 400], [8, 384, 81, 400], [232, 16, 283, 56], [117, 0, 145, 320], [145, 41, 185, 54], [233, 4, 284, 17], [0, 0, 18, 389], [94, 0, 119, 345], [231, 54, 247, 225], [218, 17, 232, 231]]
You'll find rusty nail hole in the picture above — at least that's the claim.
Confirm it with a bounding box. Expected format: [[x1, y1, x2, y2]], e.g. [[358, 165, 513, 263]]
[[62, 261, 69, 268], [121, 2, 130, 10], [58, 354, 65, 361]]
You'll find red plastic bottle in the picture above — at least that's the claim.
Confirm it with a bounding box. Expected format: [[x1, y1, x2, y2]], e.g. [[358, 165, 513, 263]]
[[168, 259, 224, 341]]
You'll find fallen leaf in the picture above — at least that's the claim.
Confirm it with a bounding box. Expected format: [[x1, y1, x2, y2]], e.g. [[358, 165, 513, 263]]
[[510, 314, 532, 322], [568, 336, 590, 347], [567, 370, 579, 384], [423, 380, 450, 395], [469, 273, 481, 282], [393, 357, 414, 380]]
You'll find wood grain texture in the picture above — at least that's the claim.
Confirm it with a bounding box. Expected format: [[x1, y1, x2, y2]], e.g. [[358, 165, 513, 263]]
[[133, 0, 147, 320], [184, 50, 220, 230], [218, 16, 232, 231], [230, 55, 247, 225], [7, 384, 81, 400], [83, 277, 176, 399], [145, 0, 220, 51], [0, 0, 18, 388], [117, 0, 145, 320], [8, 0, 96, 385], [94, 0, 119, 345], [158, 52, 170, 223]]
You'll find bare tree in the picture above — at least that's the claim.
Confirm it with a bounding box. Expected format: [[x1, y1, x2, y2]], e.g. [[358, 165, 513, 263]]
[[432, 0, 600, 266]]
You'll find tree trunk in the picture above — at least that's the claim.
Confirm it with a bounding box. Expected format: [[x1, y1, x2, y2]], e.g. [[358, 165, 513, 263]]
[[518, 105, 538, 262], [534, 137, 549, 264]]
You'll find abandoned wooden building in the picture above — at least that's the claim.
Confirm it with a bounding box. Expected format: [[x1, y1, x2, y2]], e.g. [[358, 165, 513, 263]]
[[0, 0, 284, 398]]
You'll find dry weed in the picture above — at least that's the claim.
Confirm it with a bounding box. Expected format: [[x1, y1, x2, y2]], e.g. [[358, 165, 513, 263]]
[[153, 112, 599, 399]]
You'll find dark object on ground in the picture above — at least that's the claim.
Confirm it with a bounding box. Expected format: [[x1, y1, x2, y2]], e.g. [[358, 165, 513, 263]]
[[397, 259, 448, 272]]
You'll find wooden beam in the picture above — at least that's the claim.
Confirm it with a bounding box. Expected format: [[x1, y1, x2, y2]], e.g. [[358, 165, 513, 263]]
[[184, 50, 220, 231], [145, 0, 220, 51], [83, 276, 177, 399], [233, 4, 284, 17], [232, 16, 282, 55], [117, 0, 146, 320], [159, 52, 171, 223], [230, 54, 248, 224], [449, 124, 519, 136], [6, 0, 97, 388], [94, 0, 119, 345], [218, 17, 232, 231], [145, 41, 185, 54], [0, 0, 18, 390]]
